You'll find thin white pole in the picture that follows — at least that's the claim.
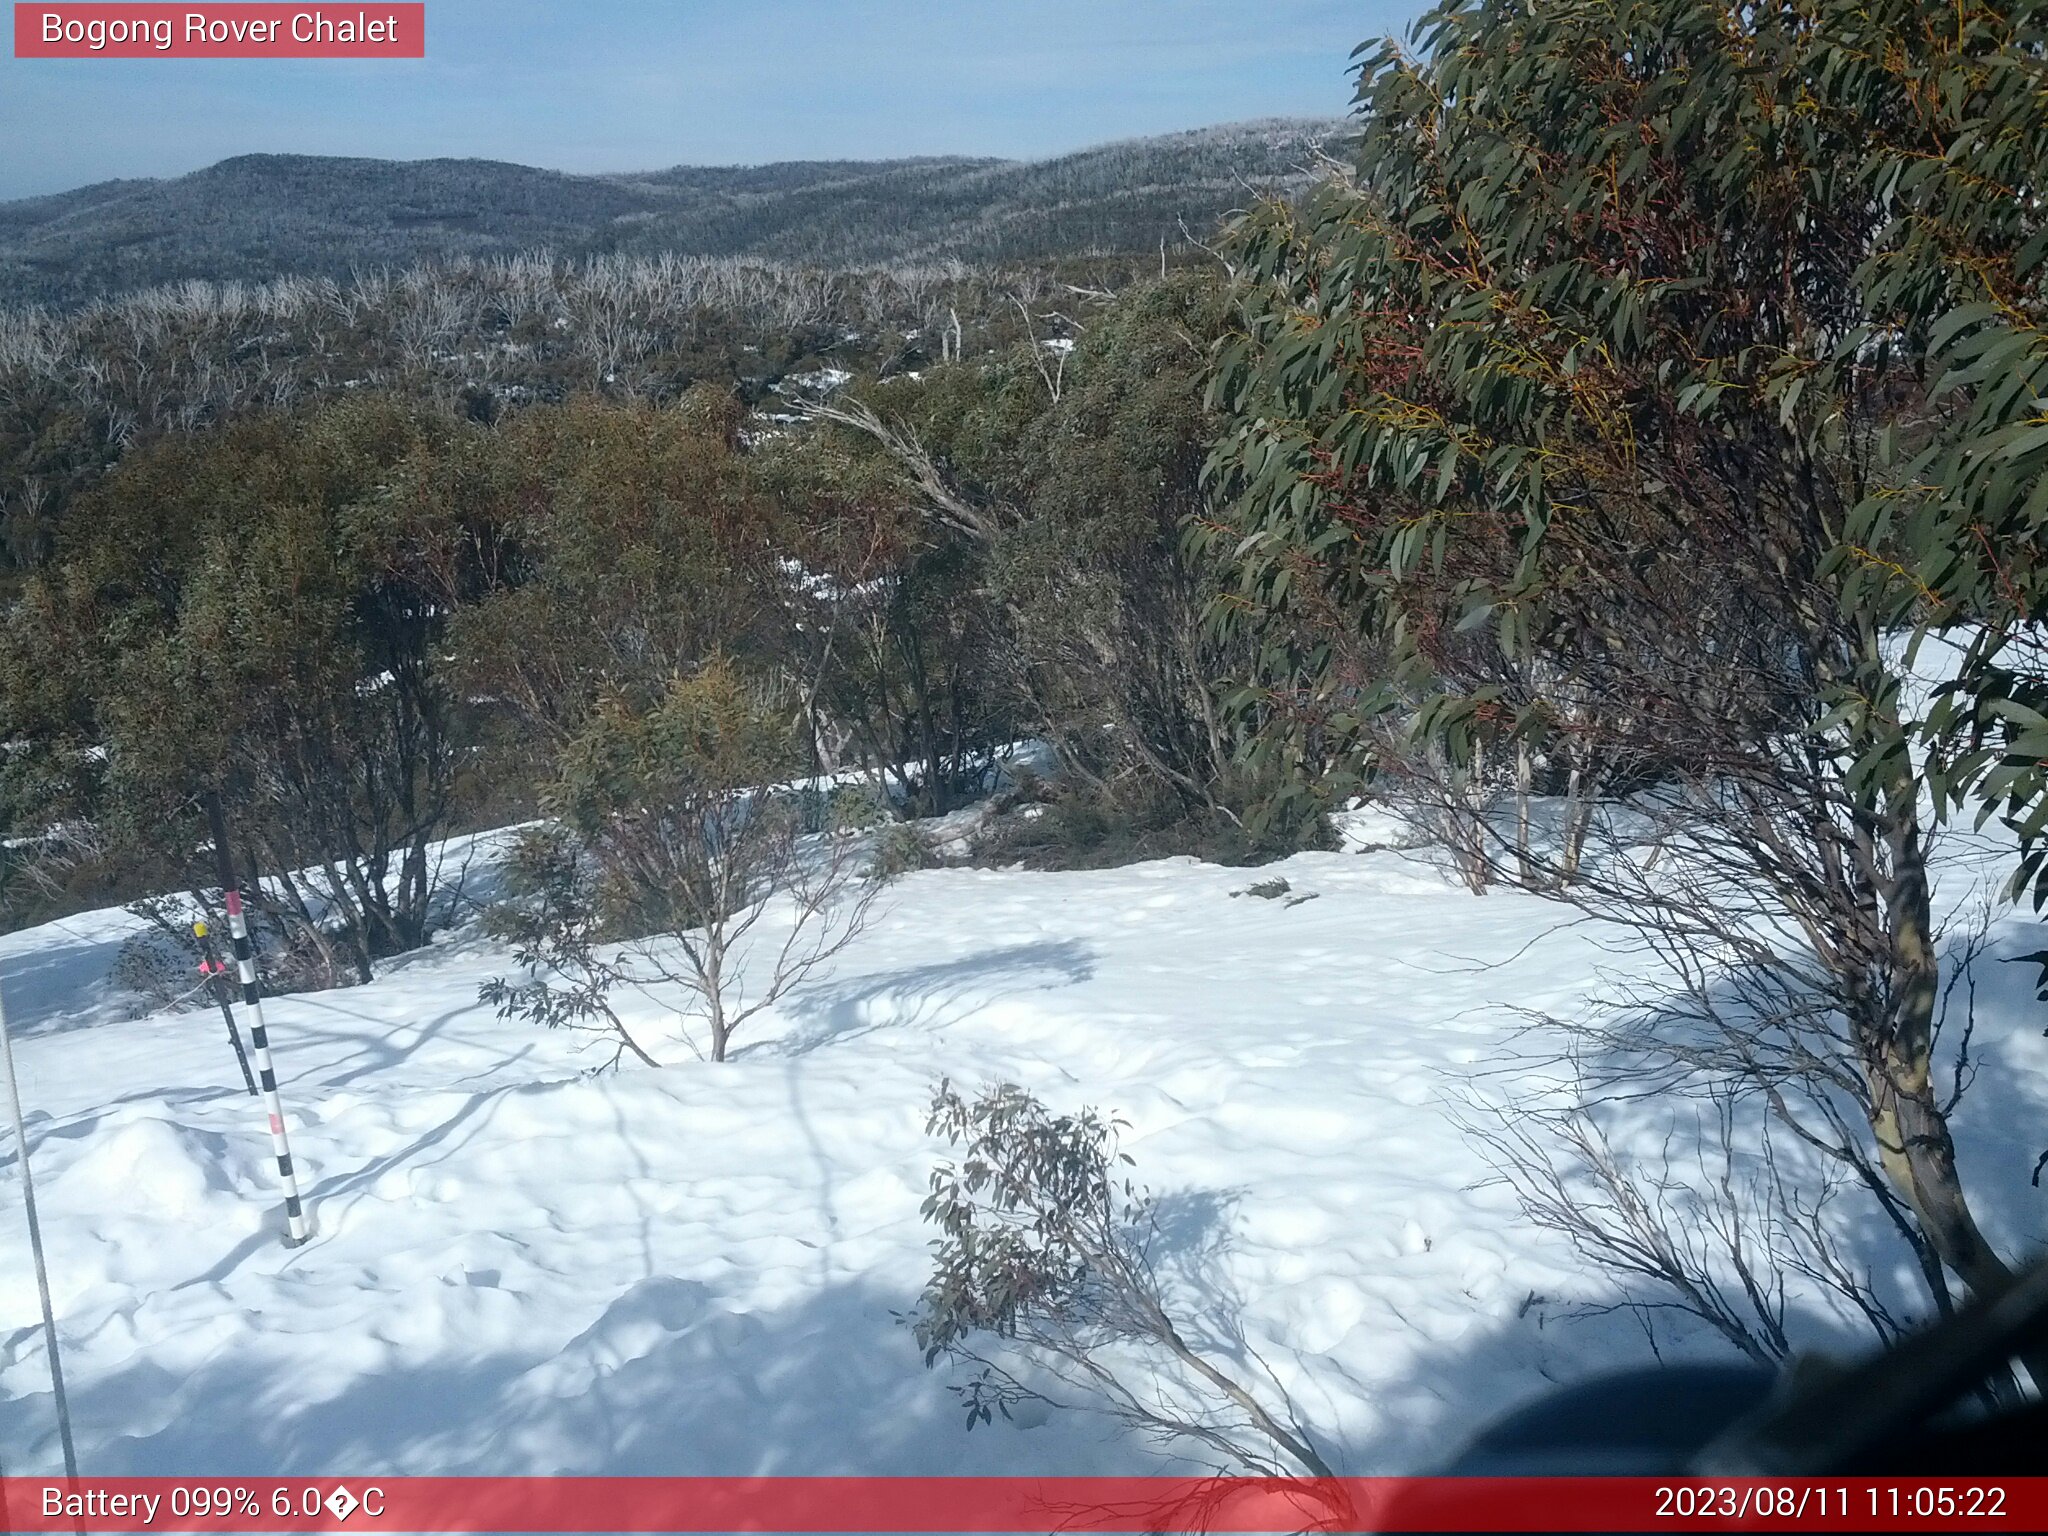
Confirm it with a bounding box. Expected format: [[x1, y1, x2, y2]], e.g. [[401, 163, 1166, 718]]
[[0, 968, 81, 1481]]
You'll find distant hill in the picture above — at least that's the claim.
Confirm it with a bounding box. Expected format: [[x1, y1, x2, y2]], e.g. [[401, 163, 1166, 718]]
[[0, 120, 1346, 308]]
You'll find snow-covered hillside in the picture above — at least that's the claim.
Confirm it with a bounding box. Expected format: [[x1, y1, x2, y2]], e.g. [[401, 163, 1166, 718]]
[[3, 816, 2045, 1476]]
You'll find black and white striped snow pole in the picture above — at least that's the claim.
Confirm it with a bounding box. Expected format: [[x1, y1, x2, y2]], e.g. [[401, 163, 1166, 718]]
[[205, 795, 310, 1248]]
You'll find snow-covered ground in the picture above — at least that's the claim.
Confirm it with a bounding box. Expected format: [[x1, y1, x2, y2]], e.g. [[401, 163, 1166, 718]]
[[2, 814, 2045, 1476]]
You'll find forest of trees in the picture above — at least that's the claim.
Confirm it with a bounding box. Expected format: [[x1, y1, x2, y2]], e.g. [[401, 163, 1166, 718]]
[[2, 0, 2046, 1412]]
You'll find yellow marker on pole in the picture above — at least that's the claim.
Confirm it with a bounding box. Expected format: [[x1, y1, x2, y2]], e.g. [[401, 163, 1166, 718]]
[[194, 918, 258, 1096]]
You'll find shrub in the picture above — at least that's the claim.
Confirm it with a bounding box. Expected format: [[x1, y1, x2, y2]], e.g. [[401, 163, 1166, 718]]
[[871, 822, 936, 880], [486, 660, 879, 1064], [913, 1079, 1335, 1478]]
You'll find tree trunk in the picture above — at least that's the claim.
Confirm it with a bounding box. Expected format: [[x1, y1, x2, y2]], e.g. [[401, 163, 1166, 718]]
[[705, 936, 731, 1063], [1461, 740, 1491, 894], [1561, 758, 1595, 882], [1514, 739, 1535, 888], [1864, 794, 2013, 1302]]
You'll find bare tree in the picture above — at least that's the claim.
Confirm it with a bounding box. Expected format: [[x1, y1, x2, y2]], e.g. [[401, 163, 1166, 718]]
[[1462, 1056, 1913, 1366], [1419, 657, 2020, 1341], [594, 778, 880, 1065], [485, 662, 880, 1064], [791, 395, 1003, 545]]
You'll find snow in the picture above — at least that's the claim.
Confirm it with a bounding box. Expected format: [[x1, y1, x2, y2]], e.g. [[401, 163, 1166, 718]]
[[775, 367, 852, 396], [2, 814, 2045, 1478], [774, 555, 883, 606]]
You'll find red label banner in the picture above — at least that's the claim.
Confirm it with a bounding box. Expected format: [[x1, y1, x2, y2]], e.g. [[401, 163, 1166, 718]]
[[0, 1476, 2043, 1532], [13, 4, 424, 57]]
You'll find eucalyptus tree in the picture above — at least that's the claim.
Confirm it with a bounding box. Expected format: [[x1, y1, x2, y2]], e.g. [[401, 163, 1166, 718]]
[[1, 397, 504, 981], [1206, 0, 2048, 1318]]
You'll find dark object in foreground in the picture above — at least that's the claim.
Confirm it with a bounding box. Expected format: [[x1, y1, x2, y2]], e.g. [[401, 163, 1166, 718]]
[[1444, 1260, 2048, 1479]]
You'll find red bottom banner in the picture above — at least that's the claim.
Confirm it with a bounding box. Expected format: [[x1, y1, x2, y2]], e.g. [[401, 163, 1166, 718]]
[[1, 1476, 2043, 1533]]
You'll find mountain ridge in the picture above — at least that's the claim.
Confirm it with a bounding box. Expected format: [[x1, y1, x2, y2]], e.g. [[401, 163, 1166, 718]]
[[0, 118, 1348, 307]]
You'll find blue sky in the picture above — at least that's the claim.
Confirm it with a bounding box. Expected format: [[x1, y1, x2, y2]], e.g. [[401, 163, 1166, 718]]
[[0, 1, 1424, 200]]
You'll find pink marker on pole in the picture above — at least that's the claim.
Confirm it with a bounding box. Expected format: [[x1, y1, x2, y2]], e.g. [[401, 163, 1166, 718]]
[[205, 796, 310, 1248]]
